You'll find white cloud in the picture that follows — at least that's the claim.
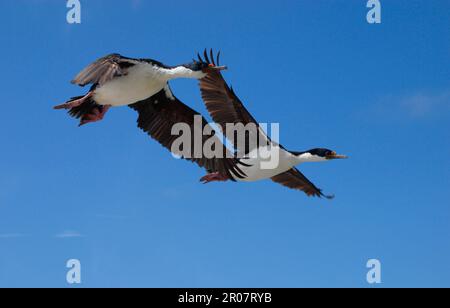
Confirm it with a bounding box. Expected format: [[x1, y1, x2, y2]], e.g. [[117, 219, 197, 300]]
[[55, 231, 84, 239], [399, 91, 450, 118], [368, 89, 450, 121], [0, 233, 27, 239]]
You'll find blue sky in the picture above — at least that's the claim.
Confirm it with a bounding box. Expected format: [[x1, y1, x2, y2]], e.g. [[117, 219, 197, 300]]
[[0, 0, 449, 287]]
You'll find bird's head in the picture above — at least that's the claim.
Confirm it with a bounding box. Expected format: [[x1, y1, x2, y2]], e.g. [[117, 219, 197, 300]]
[[191, 49, 228, 74], [293, 148, 348, 162], [183, 60, 227, 73]]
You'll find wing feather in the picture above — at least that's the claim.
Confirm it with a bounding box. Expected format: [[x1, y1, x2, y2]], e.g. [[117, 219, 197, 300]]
[[198, 51, 271, 155], [271, 168, 334, 198], [129, 85, 245, 180], [71, 54, 136, 86]]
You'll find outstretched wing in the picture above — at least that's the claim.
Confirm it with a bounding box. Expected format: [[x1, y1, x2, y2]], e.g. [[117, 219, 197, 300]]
[[129, 85, 247, 180], [72, 53, 137, 87], [198, 50, 331, 198], [271, 168, 334, 199], [198, 50, 272, 155]]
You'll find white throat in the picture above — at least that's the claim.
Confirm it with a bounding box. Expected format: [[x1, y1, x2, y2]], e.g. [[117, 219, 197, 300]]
[[295, 152, 327, 163], [164, 66, 206, 80]]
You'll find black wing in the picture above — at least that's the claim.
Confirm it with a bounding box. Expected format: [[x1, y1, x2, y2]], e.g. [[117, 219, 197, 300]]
[[271, 168, 334, 199], [129, 85, 246, 180], [199, 50, 330, 198], [71, 54, 137, 87], [198, 50, 272, 155]]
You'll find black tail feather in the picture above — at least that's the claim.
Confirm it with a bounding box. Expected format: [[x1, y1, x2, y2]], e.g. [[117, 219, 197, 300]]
[[59, 95, 104, 126], [68, 99, 99, 119]]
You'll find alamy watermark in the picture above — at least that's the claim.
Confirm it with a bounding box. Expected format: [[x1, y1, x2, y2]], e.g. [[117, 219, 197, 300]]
[[66, 1, 381, 25], [366, 259, 382, 284], [66, 0, 81, 24], [170, 115, 281, 170], [366, 0, 381, 24], [66, 259, 82, 284]]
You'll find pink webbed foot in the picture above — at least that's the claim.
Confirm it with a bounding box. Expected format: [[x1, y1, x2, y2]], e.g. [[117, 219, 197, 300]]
[[79, 105, 111, 126], [200, 172, 229, 184]]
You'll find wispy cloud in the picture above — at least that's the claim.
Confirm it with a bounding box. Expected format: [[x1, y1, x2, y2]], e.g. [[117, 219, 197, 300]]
[[131, 0, 142, 9], [399, 91, 450, 118], [55, 230, 84, 239], [367, 89, 450, 121], [0, 233, 27, 239], [0, 231, 86, 239]]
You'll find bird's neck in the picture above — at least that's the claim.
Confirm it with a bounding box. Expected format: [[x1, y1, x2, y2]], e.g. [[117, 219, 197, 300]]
[[293, 152, 326, 164], [163, 66, 206, 80]]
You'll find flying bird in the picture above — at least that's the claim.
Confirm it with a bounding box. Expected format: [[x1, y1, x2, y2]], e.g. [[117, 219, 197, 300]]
[[54, 53, 226, 126], [128, 50, 347, 198], [197, 50, 347, 198], [128, 80, 248, 182]]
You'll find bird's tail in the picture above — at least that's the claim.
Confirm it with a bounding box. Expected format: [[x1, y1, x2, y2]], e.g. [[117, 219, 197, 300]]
[[54, 93, 104, 126]]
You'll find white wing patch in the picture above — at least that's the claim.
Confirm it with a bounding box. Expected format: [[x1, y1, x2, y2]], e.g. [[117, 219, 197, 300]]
[[164, 85, 176, 101]]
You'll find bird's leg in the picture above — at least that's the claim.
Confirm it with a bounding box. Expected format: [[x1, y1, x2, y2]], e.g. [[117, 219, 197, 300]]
[[79, 105, 111, 126], [200, 172, 229, 184], [53, 92, 93, 110]]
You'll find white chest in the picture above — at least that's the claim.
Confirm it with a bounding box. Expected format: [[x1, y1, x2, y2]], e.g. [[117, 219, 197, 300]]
[[234, 147, 298, 182], [93, 63, 167, 106]]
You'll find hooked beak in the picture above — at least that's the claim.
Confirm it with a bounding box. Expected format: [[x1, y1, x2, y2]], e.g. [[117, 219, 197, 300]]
[[325, 151, 348, 160]]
